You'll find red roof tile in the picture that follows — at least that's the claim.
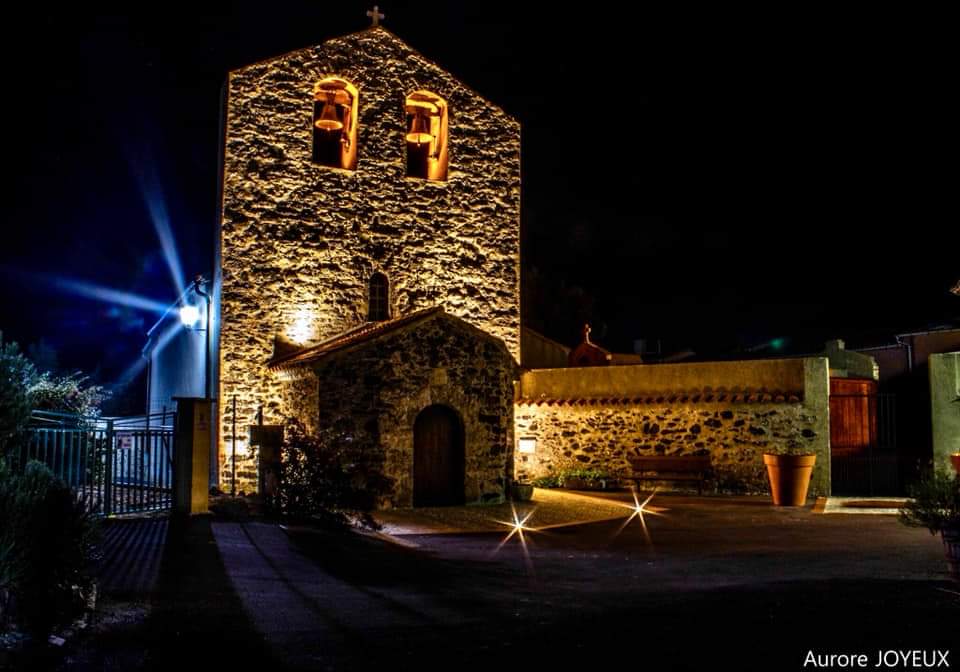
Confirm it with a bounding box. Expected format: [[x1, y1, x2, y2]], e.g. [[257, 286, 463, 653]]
[[267, 307, 444, 371]]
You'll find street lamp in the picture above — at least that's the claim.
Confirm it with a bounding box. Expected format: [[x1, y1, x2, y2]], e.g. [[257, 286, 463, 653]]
[[175, 276, 211, 400], [179, 304, 201, 327], [191, 275, 212, 401]]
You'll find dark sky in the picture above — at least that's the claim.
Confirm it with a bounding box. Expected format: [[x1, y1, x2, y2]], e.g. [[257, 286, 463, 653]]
[[0, 2, 956, 390]]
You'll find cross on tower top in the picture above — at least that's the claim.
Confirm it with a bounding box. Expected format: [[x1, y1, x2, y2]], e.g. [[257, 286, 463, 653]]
[[366, 5, 384, 27]]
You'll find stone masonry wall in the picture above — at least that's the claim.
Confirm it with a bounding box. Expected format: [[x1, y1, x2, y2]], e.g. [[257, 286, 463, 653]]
[[515, 358, 832, 496], [279, 313, 517, 507], [515, 402, 822, 493], [218, 28, 522, 492]]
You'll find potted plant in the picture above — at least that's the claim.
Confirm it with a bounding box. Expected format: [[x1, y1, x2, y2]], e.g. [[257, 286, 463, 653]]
[[762, 449, 817, 506], [510, 480, 534, 502], [898, 469, 960, 581]]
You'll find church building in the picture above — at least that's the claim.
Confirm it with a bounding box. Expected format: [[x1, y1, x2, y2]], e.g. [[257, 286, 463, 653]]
[[213, 16, 844, 507], [216, 21, 521, 505]]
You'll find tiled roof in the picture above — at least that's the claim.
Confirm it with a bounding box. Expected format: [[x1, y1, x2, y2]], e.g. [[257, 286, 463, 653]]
[[267, 307, 443, 371], [516, 390, 802, 406]]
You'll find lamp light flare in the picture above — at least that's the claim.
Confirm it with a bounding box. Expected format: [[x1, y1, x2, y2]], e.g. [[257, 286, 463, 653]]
[[46, 274, 168, 313], [493, 504, 537, 552], [117, 321, 181, 388], [286, 307, 316, 345], [132, 160, 186, 297], [179, 304, 201, 327], [492, 503, 538, 578], [611, 488, 666, 547]]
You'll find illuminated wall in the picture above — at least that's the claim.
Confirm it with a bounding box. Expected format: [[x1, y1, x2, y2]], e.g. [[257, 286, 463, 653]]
[[514, 358, 832, 496], [277, 311, 516, 507], [218, 27, 521, 491]]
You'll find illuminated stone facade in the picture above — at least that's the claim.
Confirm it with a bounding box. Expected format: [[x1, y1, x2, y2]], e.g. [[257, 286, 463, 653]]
[[515, 403, 825, 494], [217, 27, 521, 492], [277, 310, 517, 507], [514, 358, 832, 496]]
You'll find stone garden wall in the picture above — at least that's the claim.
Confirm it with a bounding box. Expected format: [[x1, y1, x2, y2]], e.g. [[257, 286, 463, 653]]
[[514, 358, 831, 495]]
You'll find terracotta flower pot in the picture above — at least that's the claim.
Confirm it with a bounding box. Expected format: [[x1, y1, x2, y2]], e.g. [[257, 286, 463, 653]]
[[511, 483, 534, 502], [763, 453, 816, 506], [942, 526, 960, 582], [950, 453, 960, 476]]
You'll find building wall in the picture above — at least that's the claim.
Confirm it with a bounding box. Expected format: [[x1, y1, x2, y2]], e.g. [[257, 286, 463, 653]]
[[148, 320, 206, 416], [929, 352, 960, 471], [279, 315, 517, 507], [521, 327, 570, 370], [218, 28, 522, 490], [514, 358, 832, 496]]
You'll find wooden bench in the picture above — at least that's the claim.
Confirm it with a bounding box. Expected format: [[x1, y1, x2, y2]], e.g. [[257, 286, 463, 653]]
[[627, 455, 712, 495]]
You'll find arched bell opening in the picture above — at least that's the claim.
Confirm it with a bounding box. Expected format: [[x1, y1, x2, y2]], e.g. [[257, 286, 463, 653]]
[[312, 77, 358, 170], [405, 90, 448, 181]]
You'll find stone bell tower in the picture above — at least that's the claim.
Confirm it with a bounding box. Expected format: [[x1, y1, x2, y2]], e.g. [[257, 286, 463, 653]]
[[215, 23, 521, 491]]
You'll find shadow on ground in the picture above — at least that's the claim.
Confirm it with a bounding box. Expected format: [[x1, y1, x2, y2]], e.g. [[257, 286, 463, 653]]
[[63, 516, 279, 671]]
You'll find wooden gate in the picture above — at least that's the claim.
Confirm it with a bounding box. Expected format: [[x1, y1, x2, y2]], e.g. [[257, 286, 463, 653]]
[[829, 378, 900, 495], [413, 405, 464, 506]]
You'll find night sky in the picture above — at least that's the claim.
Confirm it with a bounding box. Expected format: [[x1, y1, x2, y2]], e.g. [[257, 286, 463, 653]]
[[1, 3, 956, 400]]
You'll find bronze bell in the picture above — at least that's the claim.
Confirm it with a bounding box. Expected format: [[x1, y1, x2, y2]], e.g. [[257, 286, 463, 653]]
[[314, 92, 343, 132], [405, 111, 433, 146]]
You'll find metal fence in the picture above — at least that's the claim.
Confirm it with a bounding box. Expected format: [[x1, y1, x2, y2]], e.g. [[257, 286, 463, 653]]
[[14, 409, 175, 516]]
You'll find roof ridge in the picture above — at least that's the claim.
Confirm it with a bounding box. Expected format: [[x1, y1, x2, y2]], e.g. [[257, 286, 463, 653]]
[[267, 306, 443, 370]]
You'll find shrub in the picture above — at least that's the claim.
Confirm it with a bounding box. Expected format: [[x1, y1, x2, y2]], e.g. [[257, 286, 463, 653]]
[[560, 467, 612, 483], [278, 419, 390, 529], [899, 469, 960, 535], [0, 460, 100, 636], [531, 475, 561, 488], [28, 371, 108, 422], [0, 335, 35, 459]]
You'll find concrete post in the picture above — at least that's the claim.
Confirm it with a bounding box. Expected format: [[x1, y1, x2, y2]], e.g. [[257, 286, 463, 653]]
[[173, 397, 212, 515], [803, 357, 832, 497], [929, 353, 960, 472]]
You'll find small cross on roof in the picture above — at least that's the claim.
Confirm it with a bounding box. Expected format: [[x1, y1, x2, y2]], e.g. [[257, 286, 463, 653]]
[[367, 5, 384, 27]]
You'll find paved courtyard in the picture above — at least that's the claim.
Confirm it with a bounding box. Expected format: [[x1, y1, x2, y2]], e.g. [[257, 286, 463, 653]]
[[70, 491, 959, 671]]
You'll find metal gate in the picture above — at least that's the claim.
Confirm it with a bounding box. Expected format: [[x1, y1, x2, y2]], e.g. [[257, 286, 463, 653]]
[[830, 392, 900, 496], [16, 410, 175, 516]]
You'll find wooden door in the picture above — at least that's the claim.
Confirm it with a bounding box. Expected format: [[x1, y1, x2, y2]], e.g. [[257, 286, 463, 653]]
[[413, 405, 464, 506], [830, 378, 878, 457]]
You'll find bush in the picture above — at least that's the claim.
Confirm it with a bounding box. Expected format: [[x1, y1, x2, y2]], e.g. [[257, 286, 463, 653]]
[[278, 419, 390, 529], [29, 371, 108, 421], [0, 460, 100, 636], [560, 467, 612, 484], [899, 469, 960, 535], [531, 475, 561, 488], [0, 335, 35, 459]]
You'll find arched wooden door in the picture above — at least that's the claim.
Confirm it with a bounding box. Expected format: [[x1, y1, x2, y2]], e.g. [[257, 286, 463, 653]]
[[413, 405, 464, 506]]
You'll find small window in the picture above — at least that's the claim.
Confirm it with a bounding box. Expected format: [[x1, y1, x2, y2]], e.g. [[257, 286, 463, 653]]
[[312, 77, 358, 170], [405, 91, 448, 181], [368, 272, 389, 322]]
